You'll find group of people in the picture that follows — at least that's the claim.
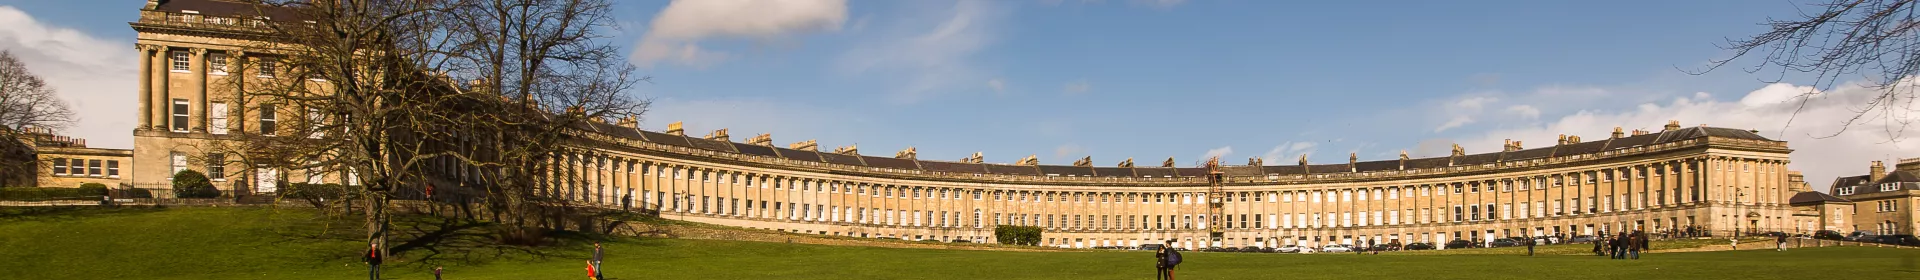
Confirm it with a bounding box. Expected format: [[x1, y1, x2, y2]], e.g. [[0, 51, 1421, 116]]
[[1154, 240, 1184, 280], [1591, 231, 1650, 259], [361, 241, 606, 280]]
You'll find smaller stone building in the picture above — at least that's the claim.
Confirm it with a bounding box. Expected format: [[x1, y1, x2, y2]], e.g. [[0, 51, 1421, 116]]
[[1830, 158, 1920, 235], [5, 128, 133, 188], [1788, 191, 1851, 233]]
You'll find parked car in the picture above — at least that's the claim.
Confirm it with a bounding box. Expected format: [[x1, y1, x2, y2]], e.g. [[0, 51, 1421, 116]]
[[1370, 244, 1396, 251], [1488, 238, 1521, 248], [1873, 235, 1920, 246], [1403, 242, 1436, 250], [1813, 230, 1845, 240], [1848, 230, 1879, 242], [1444, 239, 1478, 249], [1275, 245, 1305, 253], [1140, 244, 1166, 251], [1567, 235, 1599, 244], [1321, 244, 1354, 253]]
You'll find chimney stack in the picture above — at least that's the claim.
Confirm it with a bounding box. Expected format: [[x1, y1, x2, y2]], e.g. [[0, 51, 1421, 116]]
[[1870, 161, 1888, 183], [788, 140, 818, 151], [894, 147, 917, 159], [704, 129, 729, 141], [616, 116, 638, 128], [665, 121, 684, 136], [1557, 134, 1568, 145], [832, 144, 858, 155], [747, 133, 772, 146], [1664, 120, 1682, 131], [1612, 127, 1625, 139], [1075, 156, 1093, 167]]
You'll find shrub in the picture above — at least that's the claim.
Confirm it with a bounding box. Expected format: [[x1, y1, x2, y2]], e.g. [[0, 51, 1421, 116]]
[[995, 225, 1043, 246], [171, 170, 221, 198], [77, 183, 109, 196]]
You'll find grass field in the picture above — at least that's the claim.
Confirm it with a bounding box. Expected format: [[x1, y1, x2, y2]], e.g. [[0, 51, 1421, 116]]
[[3, 206, 1918, 280]]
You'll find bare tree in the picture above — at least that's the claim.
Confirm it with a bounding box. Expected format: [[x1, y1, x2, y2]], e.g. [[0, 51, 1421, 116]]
[[206, 0, 647, 251], [0, 50, 77, 186], [1699, 0, 1920, 139]]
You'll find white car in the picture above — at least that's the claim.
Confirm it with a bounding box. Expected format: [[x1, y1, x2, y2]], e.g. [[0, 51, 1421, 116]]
[[1321, 244, 1354, 253], [1275, 245, 1305, 253]]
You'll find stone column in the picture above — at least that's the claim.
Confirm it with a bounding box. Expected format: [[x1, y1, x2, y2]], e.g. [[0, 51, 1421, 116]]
[[136, 44, 154, 130], [191, 48, 208, 132], [154, 45, 172, 130]]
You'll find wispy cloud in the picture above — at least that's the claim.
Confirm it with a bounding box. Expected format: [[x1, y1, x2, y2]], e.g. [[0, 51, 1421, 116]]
[[837, 1, 1004, 104], [631, 0, 848, 68], [0, 6, 137, 148], [1199, 146, 1233, 163], [1437, 80, 1919, 189], [1062, 80, 1091, 95]]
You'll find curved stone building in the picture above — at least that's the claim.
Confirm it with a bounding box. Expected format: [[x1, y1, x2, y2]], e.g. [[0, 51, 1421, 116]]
[[127, 0, 1797, 249], [546, 121, 1794, 249]]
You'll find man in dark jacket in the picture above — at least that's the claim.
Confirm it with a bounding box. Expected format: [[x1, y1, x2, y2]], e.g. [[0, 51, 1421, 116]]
[[1164, 241, 1183, 280], [363, 243, 382, 280], [592, 242, 605, 280], [1526, 238, 1536, 256]]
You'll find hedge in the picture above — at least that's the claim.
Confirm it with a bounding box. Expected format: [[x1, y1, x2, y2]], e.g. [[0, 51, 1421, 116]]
[[995, 225, 1043, 246], [0, 187, 104, 201]]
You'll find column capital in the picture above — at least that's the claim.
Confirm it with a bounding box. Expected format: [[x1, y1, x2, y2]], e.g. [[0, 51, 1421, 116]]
[[190, 47, 209, 56]]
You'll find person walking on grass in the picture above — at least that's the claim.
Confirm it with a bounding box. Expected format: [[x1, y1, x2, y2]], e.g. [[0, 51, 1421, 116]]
[[1776, 234, 1788, 252], [362, 242, 382, 280], [433, 266, 442, 280], [592, 242, 605, 280], [1163, 239, 1183, 280], [1730, 236, 1739, 250], [1628, 232, 1642, 260], [1526, 238, 1536, 256], [1155, 243, 1169, 280]]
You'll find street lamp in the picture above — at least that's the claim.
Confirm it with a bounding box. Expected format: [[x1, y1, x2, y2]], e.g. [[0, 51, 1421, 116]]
[[1735, 188, 1747, 238]]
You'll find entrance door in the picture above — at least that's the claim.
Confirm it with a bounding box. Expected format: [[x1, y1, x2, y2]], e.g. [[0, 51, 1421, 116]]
[[256, 168, 278, 193]]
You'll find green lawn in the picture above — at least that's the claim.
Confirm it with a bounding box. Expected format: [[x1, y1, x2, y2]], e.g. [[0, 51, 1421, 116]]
[[3, 206, 1917, 280]]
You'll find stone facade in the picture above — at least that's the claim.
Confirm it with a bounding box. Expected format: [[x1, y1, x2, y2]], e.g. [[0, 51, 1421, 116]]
[[1831, 158, 1920, 236], [126, 0, 1799, 249], [7, 128, 133, 188]]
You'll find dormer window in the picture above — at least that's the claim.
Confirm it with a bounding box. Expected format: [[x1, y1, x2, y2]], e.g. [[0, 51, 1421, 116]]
[[1883, 183, 1900, 192], [1840, 186, 1857, 195]]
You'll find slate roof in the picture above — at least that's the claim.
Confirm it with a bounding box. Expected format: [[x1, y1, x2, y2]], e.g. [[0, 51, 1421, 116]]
[[636, 131, 691, 147], [818, 152, 867, 166], [1261, 165, 1305, 175], [1134, 167, 1177, 177], [1039, 165, 1097, 176], [984, 164, 1041, 176], [684, 137, 737, 153], [1354, 160, 1401, 172], [1789, 191, 1851, 205], [773, 147, 822, 162], [731, 143, 781, 157], [861, 156, 921, 170], [919, 160, 986, 174], [1092, 167, 1135, 177], [153, 0, 302, 19]]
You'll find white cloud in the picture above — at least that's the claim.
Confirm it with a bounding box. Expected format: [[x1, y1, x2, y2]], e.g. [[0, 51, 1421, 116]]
[[987, 78, 1006, 93], [1062, 80, 1091, 95], [1454, 96, 1498, 111], [1506, 105, 1541, 119], [1261, 141, 1318, 164], [0, 6, 137, 149], [632, 0, 848, 67], [1434, 115, 1474, 132], [837, 1, 1002, 104], [1200, 146, 1233, 162], [1445, 81, 1920, 189]]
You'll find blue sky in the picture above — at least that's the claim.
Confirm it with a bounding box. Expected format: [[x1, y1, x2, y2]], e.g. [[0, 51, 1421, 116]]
[[0, 0, 1912, 188]]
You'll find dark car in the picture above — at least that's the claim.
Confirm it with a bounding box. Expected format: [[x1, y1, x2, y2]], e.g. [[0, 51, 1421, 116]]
[[1371, 244, 1396, 251], [1873, 235, 1920, 246], [1488, 238, 1520, 248], [1240, 246, 1271, 253], [1813, 230, 1845, 240], [1848, 230, 1879, 242], [1444, 239, 1478, 249], [1567, 235, 1599, 243], [1141, 244, 1166, 251], [1404, 242, 1436, 250]]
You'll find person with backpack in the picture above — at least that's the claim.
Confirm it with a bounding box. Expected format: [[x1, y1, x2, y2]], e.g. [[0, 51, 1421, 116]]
[[1526, 238, 1536, 256], [1164, 241, 1183, 280], [362, 242, 382, 280]]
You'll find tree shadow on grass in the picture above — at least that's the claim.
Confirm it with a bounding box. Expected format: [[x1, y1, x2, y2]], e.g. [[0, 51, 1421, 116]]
[[0, 206, 166, 222]]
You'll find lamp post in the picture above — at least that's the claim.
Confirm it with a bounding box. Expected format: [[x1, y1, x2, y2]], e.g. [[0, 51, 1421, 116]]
[[1735, 188, 1747, 238]]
